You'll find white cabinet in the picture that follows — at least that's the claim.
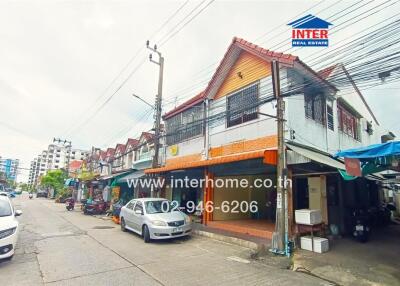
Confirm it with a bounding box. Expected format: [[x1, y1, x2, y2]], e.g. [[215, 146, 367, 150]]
[[300, 236, 313, 251], [295, 209, 322, 225], [313, 237, 329, 253]]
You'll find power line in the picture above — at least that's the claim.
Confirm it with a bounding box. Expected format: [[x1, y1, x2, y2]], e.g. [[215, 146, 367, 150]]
[[162, 0, 399, 106], [64, 1, 194, 137], [159, 0, 216, 47]]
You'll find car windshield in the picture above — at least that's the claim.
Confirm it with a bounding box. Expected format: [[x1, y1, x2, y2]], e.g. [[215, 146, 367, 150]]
[[145, 200, 176, 214], [0, 200, 12, 217]]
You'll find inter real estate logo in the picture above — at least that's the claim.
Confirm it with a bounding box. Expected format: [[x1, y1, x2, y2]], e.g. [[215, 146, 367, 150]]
[[288, 14, 333, 47]]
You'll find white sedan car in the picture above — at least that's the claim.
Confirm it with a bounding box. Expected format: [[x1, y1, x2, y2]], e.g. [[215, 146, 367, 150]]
[[120, 198, 192, 243], [0, 195, 22, 260]]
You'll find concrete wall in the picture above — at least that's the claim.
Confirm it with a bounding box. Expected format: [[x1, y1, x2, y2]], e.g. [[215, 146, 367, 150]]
[[285, 86, 383, 154], [162, 63, 386, 165], [166, 136, 204, 161]]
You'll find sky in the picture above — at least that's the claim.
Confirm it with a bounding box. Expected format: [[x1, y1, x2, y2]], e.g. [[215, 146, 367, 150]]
[[0, 0, 399, 182]]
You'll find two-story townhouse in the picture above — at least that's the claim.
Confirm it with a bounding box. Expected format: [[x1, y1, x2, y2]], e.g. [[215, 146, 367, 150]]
[[113, 144, 126, 172], [146, 37, 389, 238], [100, 133, 157, 206], [101, 148, 115, 176], [123, 138, 139, 170], [133, 132, 155, 170], [85, 147, 102, 175], [94, 150, 106, 175]]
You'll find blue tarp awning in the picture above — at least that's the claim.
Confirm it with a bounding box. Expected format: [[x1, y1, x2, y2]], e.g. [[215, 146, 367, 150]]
[[64, 178, 77, 186], [335, 141, 400, 159]]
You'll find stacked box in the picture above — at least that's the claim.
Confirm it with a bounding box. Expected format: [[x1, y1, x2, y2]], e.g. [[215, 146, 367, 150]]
[[295, 209, 322, 225]]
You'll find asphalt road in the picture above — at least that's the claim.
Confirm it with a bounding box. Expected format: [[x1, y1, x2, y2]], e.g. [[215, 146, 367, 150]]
[[0, 195, 327, 286]]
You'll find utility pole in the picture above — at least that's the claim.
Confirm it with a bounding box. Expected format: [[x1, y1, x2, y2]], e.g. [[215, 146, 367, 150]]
[[271, 60, 288, 255], [53, 138, 72, 176], [146, 40, 164, 169]]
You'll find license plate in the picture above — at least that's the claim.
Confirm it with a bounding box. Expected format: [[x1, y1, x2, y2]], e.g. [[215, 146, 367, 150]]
[[173, 227, 183, 233], [356, 225, 364, 231]]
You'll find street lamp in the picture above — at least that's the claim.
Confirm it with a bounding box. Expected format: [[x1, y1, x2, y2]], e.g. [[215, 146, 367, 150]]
[[132, 94, 154, 109]]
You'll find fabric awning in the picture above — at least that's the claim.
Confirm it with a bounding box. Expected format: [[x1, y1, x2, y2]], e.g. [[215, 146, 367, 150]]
[[335, 141, 400, 159], [145, 148, 277, 174], [287, 143, 345, 170], [116, 170, 145, 184]]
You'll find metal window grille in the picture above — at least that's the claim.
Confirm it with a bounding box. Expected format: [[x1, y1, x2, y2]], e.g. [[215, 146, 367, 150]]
[[227, 83, 259, 128]]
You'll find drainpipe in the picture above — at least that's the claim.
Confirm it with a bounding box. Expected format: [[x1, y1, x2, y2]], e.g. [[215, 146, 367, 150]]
[[204, 99, 210, 159]]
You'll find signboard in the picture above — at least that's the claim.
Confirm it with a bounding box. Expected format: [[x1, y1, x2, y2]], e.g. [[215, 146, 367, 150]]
[[276, 193, 282, 209], [169, 145, 179, 156], [288, 14, 333, 47], [345, 158, 362, 177]]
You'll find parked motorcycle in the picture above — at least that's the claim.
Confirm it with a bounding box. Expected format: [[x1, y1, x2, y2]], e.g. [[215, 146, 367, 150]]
[[83, 200, 109, 215], [352, 208, 370, 243], [65, 198, 75, 211], [112, 199, 125, 217]]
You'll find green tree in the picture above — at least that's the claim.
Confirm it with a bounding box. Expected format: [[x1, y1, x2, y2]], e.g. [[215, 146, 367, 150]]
[[40, 170, 67, 194]]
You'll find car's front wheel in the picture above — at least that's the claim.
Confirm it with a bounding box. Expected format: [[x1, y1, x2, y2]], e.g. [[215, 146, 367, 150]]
[[120, 217, 127, 232], [143, 225, 151, 243]]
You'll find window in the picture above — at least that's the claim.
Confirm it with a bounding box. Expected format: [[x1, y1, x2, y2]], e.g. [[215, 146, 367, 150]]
[[227, 83, 259, 127], [126, 201, 135, 210], [327, 105, 334, 131], [166, 104, 204, 145], [304, 93, 326, 124], [145, 200, 173, 214], [338, 104, 360, 140], [134, 201, 143, 214], [0, 200, 12, 217]]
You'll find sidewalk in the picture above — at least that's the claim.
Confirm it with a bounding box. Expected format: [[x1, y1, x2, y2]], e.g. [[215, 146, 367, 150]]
[[293, 225, 400, 286]]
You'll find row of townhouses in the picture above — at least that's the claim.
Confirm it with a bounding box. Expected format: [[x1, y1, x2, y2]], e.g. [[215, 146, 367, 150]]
[[72, 37, 394, 240], [86, 131, 155, 176], [143, 37, 393, 237]]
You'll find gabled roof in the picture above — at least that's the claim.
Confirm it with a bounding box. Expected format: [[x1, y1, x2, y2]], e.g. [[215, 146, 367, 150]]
[[99, 150, 107, 161], [115, 143, 126, 155], [163, 91, 205, 120], [288, 14, 333, 29], [105, 148, 115, 161], [69, 160, 83, 171], [162, 37, 337, 120], [141, 132, 154, 142], [318, 64, 338, 79], [203, 37, 336, 100], [125, 138, 139, 150]]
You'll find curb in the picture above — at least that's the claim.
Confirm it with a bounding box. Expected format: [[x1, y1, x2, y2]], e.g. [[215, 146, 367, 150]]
[[193, 229, 268, 251]]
